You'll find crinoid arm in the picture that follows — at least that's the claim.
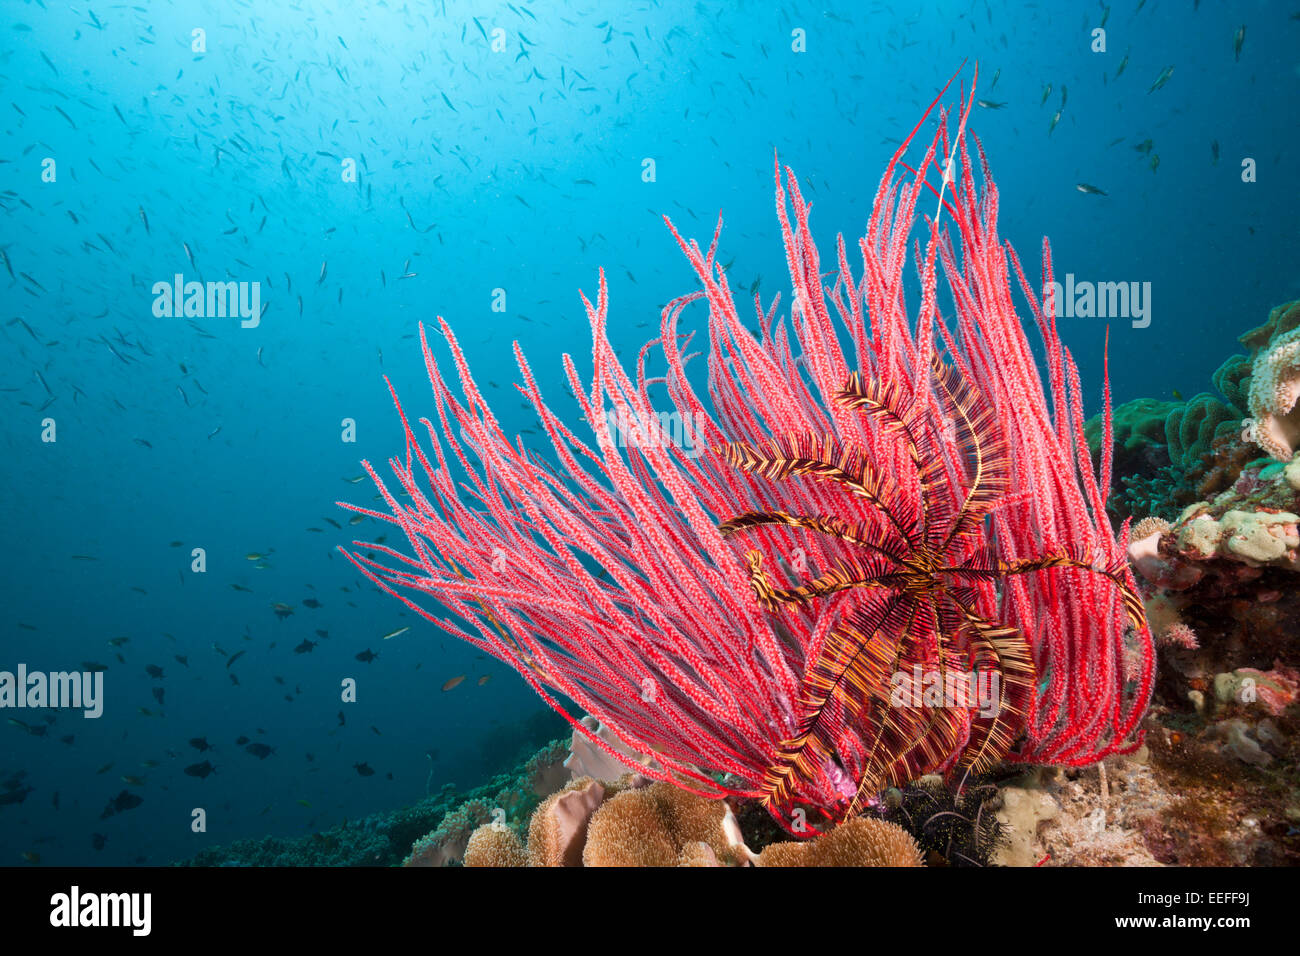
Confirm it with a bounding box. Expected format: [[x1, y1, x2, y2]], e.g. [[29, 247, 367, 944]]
[[830, 369, 960, 540], [718, 510, 907, 563], [760, 595, 928, 819], [720, 433, 920, 543], [926, 357, 1012, 551], [942, 600, 1037, 789], [946, 545, 1148, 631], [831, 372, 923, 466], [740, 550, 904, 612], [757, 589, 972, 826]]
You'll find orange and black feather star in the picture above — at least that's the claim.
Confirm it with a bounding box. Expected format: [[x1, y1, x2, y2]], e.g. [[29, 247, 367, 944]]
[[715, 359, 1051, 825], [719, 358, 1150, 827]]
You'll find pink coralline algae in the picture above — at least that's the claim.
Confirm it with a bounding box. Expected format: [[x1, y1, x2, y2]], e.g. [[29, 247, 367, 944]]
[[1235, 665, 1299, 718], [341, 69, 1154, 834], [1157, 622, 1200, 651]]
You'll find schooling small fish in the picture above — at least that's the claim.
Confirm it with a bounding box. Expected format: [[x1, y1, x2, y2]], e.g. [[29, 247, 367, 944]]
[[1076, 183, 1108, 196], [442, 675, 466, 692], [1148, 65, 1174, 94]]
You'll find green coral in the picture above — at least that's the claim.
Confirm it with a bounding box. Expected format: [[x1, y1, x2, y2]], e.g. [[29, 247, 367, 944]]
[[1211, 354, 1252, 415], [1087, 359, 1251, 524], [1085, 397, 1179, 468], [1166, 393, 1239, 468], [1239, 300, 1300, 352]]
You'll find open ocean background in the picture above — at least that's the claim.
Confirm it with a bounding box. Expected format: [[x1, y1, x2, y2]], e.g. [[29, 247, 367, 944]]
[[1, 0, 1297, 865]]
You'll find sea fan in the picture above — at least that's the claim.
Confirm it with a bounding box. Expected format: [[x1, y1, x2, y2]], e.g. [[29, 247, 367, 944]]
[[340, 67, 1154, 835]]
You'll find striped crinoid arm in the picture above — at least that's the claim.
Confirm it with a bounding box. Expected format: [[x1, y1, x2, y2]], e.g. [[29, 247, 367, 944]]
[[761, 594, 965, 826], [718, 511, 908, 565], [947, 546, 1148, 631], [942, 599, 1037, 789], [831, 372, 927, 461], [839, 598, 969, 818], [739, 550, 904, 612], [832, 370, 954, 526], [926, 356, 1012, 551], [720, 432, 920, 543], [758, 593, 909, 821]]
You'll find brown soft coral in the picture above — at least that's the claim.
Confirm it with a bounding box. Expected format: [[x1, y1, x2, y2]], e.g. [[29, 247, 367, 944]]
[[526, 777, 606, 867], [463, 824, 528, 867], [581, 782, 733, 866], [756, 818, 923, 867]]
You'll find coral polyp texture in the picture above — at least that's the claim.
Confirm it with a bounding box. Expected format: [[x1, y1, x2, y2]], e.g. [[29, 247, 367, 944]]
[[1242, 301, 1300, 462], [341, 73, 1154, 836]]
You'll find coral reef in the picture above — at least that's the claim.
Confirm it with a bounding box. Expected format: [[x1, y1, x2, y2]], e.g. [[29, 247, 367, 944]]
[[344, 70, 1152, 837], [1129, 449, 1300, 596], [447, 732, 925, 867], [1242, 300, 1300, 461], [1101, 378, 1300, 867], [455, 776, 751, 868], [1090, 300, 1300, 524], [177, 764, 545, 867], [404, 798, 498, 867], [1086, 386, 1244, 523]]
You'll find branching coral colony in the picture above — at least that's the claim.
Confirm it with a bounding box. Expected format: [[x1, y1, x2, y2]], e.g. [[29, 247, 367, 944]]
[[341, 67, 1155, 837]]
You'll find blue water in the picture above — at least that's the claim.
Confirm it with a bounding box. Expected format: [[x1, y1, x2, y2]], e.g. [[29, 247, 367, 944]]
[[1, 0, 1296, 866]]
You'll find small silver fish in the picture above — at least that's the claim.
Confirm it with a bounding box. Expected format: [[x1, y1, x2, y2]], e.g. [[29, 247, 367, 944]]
[[1148, 65, 1174, 94]]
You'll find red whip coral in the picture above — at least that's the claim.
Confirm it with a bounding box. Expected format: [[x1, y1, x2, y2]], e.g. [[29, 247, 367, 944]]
[[341, 68, 1154, 835]]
